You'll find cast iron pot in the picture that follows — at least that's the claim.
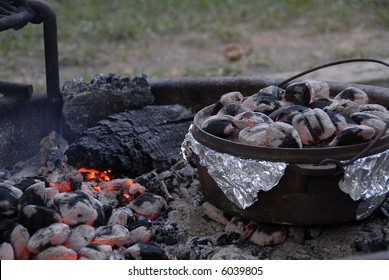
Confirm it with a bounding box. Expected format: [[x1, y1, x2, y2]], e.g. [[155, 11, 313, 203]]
[[191, 62, 389, 225]]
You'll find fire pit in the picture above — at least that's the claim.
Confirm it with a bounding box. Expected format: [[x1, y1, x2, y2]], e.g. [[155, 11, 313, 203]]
[[1, 72, 389, 260], [0, 0, 388, 258]]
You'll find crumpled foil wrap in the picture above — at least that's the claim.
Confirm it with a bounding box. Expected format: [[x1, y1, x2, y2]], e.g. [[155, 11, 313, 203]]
[[181, 128, 286, 209], [183, 125, 389, 218], [339, 149, 389, 219]]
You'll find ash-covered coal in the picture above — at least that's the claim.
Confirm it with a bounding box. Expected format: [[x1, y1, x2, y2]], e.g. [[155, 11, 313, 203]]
[[134, 159, 389, 260], [1, 128, 389, 260], [1, 153, 389, 260]]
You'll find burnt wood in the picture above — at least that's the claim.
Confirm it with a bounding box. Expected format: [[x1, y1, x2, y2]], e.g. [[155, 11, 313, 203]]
[[65, 105, 193, 177], [61, 73, 154, 138]]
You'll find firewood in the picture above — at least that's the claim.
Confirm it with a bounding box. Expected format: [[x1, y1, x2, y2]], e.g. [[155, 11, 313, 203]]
[[65, 104, 193, 177], [61, 73, 154, 138]]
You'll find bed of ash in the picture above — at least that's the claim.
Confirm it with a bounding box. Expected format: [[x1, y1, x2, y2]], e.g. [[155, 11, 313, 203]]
[[1, 137, 389, 260], [138, 156, 389, 260]]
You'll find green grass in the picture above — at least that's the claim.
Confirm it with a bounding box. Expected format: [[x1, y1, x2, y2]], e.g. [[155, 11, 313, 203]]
[[0, 0, 388, 86], [2, 0, 388, 50], [60, 0, 387, 40]]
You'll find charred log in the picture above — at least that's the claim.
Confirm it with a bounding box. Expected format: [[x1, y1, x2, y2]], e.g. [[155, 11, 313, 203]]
[[61, 73, 154, 138], [65, 105, 193, 177]]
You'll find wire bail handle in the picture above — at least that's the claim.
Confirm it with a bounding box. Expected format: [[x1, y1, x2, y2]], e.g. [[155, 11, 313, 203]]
[[277, 58, 389, 167]]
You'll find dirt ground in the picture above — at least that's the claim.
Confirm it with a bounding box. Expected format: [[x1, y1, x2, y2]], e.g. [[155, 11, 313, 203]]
[[4, 26, 389, 90], [111, 28, 389, 81]]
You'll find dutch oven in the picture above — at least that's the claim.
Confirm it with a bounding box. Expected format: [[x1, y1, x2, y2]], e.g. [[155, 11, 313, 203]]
[[190, 59, 389, 225]]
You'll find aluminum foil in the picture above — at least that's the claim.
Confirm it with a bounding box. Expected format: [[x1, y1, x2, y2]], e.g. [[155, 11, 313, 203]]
[[355, 194, 387, 220], [182, 127, 286, 209], [339, 149, 389, 201], [182, 125, 389, 218], [339, 149, 389, 219]]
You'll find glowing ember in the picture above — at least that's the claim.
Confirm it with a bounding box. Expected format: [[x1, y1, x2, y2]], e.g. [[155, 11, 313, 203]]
[[97, 179, 135, 191], [46, 166, 145, 207], [49, 180, 72, 193], [78, 168, 145, 202], [120, 183, 145, 200], [92, 186, 102, 192], [78, 167, 113, 182]]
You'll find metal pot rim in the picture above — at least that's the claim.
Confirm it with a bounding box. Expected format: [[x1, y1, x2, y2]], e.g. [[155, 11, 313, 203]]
[[192, 103, 389, 164]]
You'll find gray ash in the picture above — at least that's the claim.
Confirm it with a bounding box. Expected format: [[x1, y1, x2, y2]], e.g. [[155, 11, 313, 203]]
[[1, 153, 389, 260]]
